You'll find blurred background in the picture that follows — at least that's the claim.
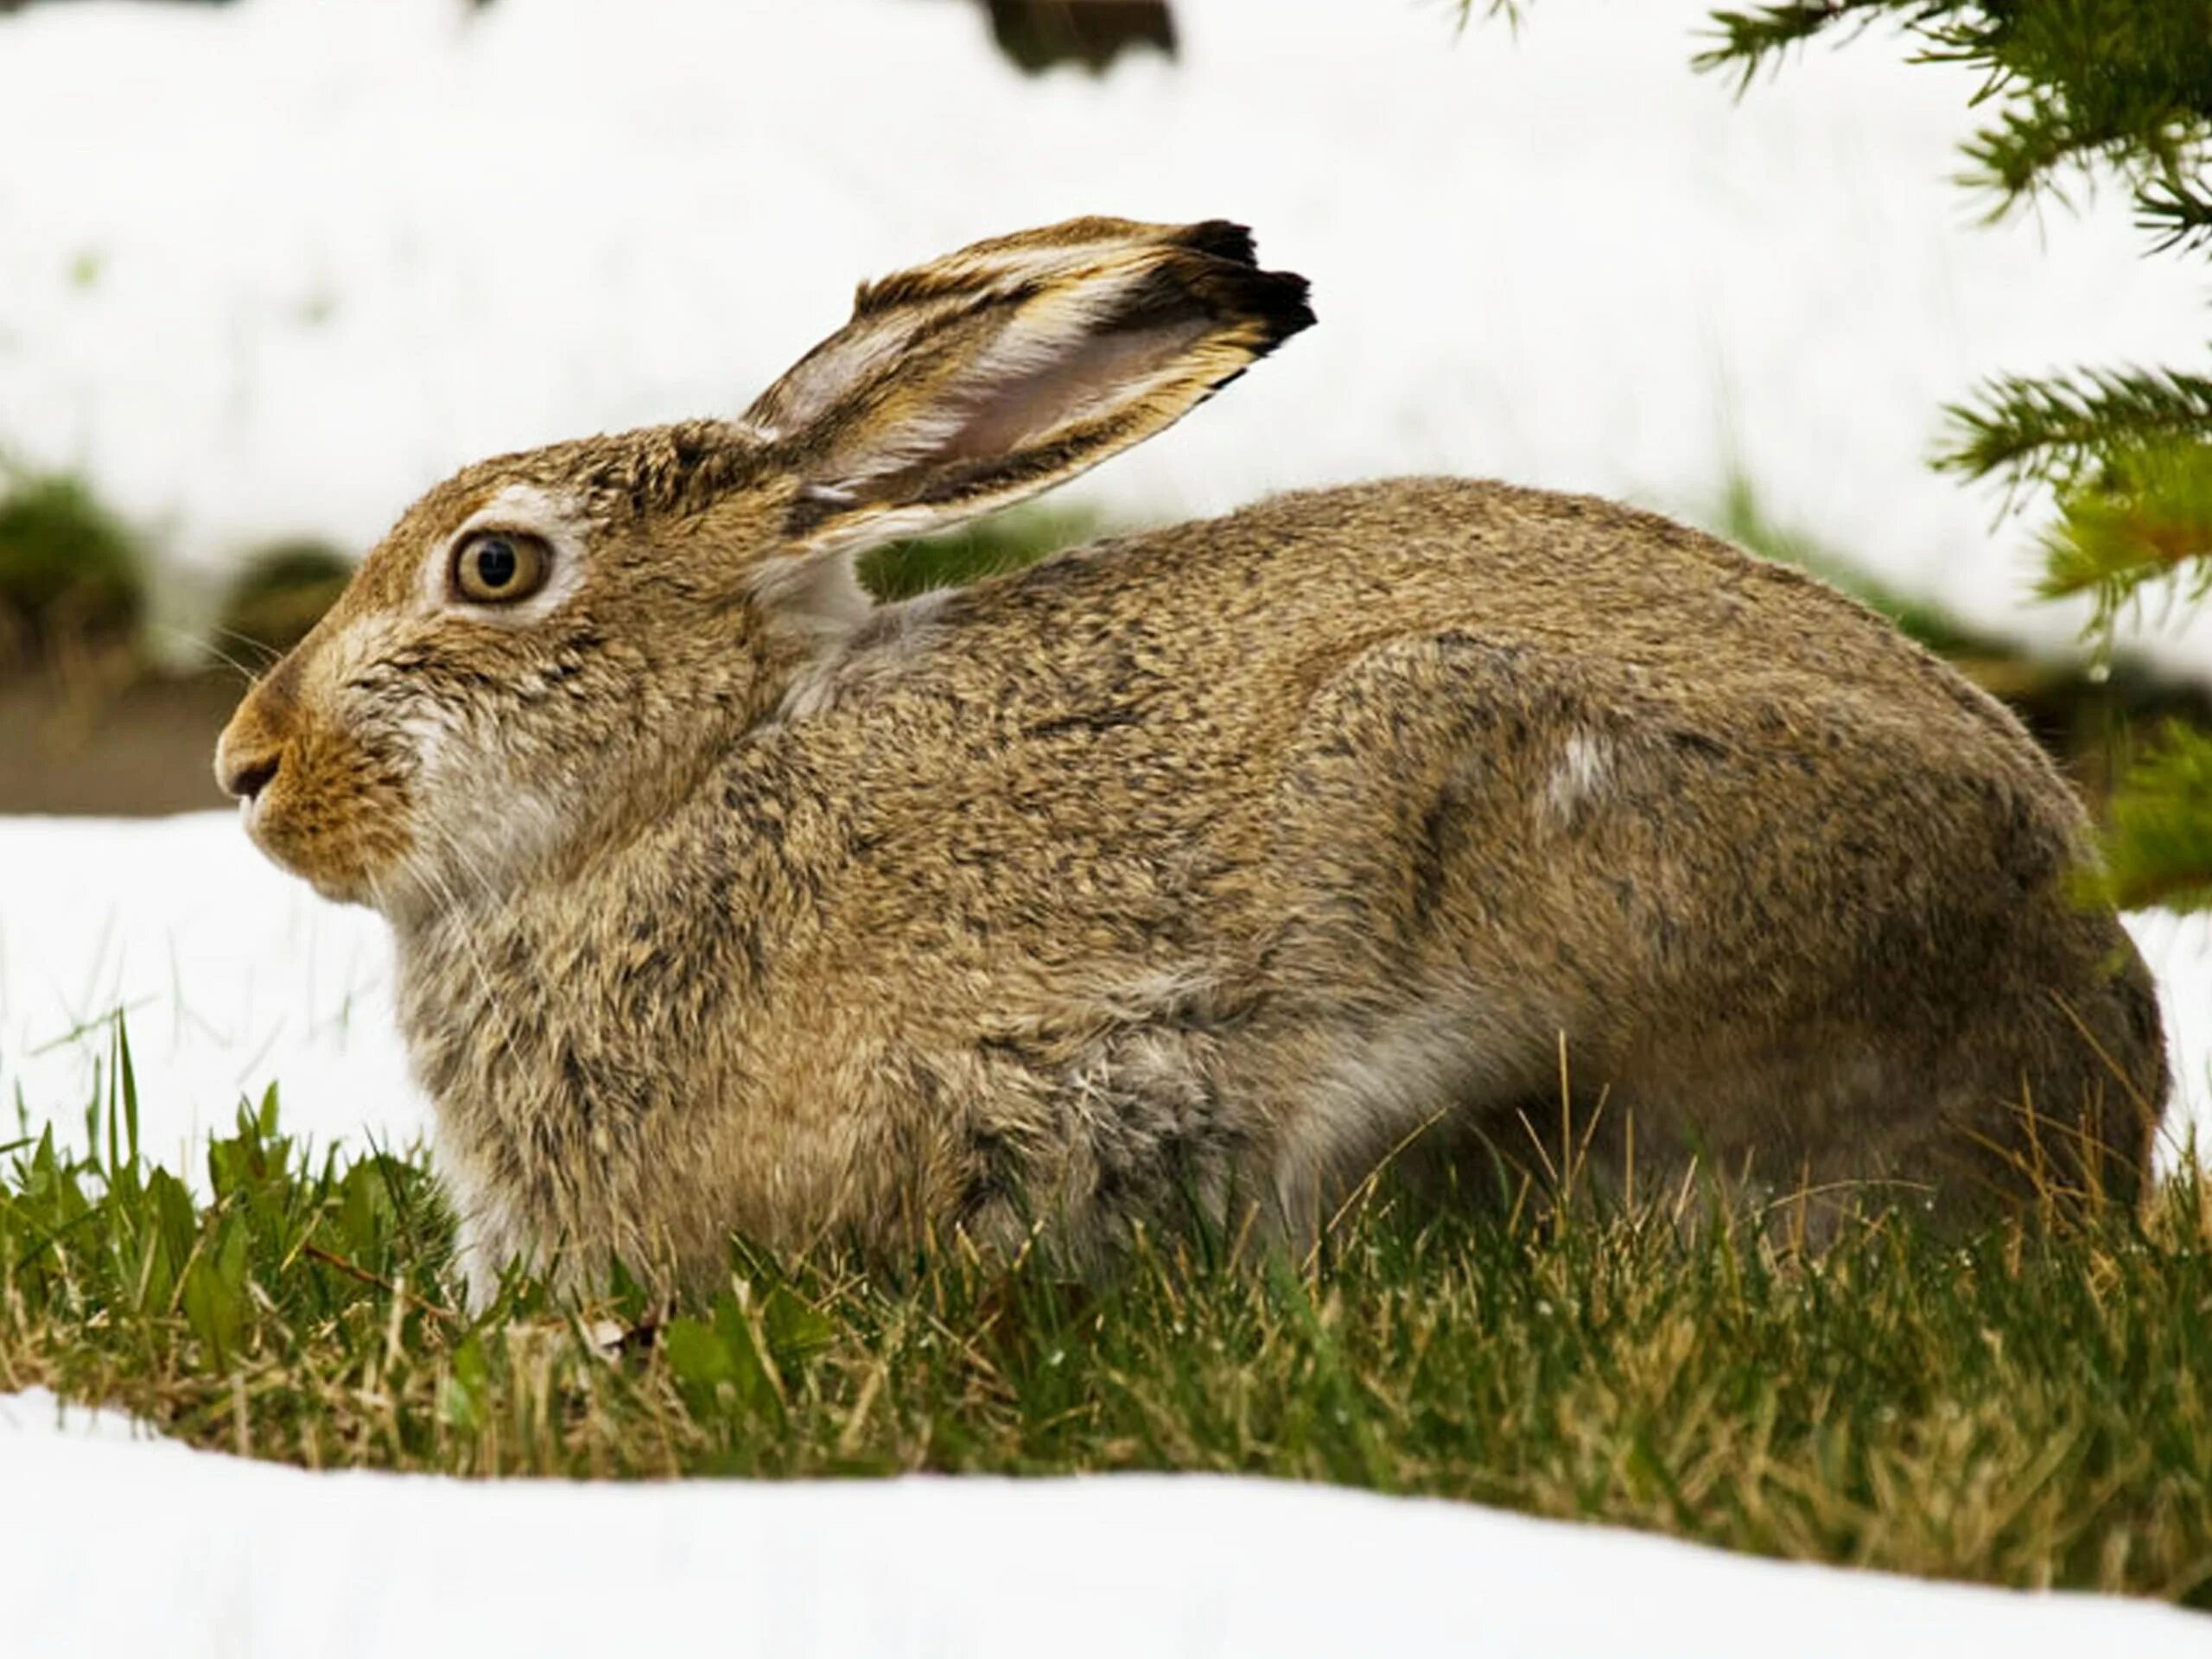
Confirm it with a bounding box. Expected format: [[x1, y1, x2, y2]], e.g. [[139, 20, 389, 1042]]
[[3, 0, 2209, 818]]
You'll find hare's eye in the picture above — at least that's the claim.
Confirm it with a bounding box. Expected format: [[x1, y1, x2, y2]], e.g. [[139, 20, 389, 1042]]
[[451, 531, 550, 605]]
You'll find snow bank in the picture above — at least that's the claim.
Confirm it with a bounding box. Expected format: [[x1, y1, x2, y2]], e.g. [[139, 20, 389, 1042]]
[[1, 0, 2209, 677], [0, 1389, 2202, 1658], [0, 815, 424, 1169], [1, 813, 2204, 1176]]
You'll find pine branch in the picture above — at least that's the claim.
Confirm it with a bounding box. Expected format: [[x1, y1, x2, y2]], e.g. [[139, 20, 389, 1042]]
[[1452, 0, 1529, 29], [2037, 441, 2212, 626], [1694, 3, 2212, 225], [1936, 366, 2212, 493], [2139, 170, 2212, 254], [2092, 725, 2212, 913], [1957, 92, 2101, 204], [1693, 3, 1888, 89]]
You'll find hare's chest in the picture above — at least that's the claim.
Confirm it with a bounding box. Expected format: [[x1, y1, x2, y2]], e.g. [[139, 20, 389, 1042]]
[[392, 906, 732, 1201]]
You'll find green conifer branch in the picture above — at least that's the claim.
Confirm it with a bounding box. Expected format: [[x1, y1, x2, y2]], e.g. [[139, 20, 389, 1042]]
[[1691, 3, 1891, 90], [2037, 442, 2212, 626], [2092, 726, 2212, 912], [1694, 2, 2212, 229], [1937, 367, 2212, 493], [2140, 171, 2212, 254]]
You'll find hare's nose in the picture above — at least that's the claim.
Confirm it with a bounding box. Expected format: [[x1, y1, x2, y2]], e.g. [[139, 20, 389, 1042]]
[[218, 744, 283, 803]]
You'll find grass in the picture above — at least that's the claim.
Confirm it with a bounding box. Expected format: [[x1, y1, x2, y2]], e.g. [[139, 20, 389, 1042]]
[[3, 1036, 2210, 1608], [0, 467, 143, 665], [857, 503, 1105, 601]]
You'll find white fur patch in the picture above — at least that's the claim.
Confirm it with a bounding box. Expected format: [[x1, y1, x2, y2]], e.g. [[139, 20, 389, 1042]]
[[749, 549, 878, 724], [863, 584, 956, 645], [1275, 1007, 1481, 1232], [746, 544, 873, 644], [1547, 730, 1612, 822], [763, 567, 969, 724]]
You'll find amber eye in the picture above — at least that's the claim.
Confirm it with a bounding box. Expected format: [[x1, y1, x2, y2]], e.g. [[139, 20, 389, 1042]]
[[451, 531, 550, 605]]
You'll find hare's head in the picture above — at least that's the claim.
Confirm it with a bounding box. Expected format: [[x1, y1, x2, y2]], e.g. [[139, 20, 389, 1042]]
[[213, 218, 1311, 918]]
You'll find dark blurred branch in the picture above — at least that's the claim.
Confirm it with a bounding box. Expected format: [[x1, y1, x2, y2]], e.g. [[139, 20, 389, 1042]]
[[975, 0, 1175, 75]]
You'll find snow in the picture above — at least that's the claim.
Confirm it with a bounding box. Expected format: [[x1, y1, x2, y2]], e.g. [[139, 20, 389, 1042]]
[[0, 815, 423, 1171], [0, 1389, 2205, 1658], [0, 1385, 166, 1445], [1, 0, 2209, 678]]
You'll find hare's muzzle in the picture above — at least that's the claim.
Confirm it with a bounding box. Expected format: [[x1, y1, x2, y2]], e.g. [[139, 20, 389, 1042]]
[[214, 661, 296, 810], [215, 734, 281, 804], [210, 641, 416, 911]]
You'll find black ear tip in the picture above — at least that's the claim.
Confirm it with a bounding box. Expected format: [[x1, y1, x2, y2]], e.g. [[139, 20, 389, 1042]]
[[1180, 219, 1260, 267], [1173, 223, 1313, 346], [1237, 266, 1317, 350]]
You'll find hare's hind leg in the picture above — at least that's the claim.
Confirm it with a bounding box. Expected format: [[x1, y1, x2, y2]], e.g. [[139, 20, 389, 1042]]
[[1256, 632, 1628, 1231], [1263, 627, 2168, 1232], [1915, 933, 2167, 1216]]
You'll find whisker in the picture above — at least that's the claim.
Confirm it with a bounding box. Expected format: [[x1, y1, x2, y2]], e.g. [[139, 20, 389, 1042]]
[[205, 625, 285, 671], [152, 625, 267, 689]]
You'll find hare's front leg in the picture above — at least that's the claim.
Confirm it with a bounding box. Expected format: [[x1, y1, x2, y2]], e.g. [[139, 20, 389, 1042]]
[[429, 1122, 540, 1313], [899, 1023, 1268, 1263]]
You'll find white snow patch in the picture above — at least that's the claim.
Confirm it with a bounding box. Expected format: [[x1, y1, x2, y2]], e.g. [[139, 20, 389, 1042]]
[[2129, 909, 2212, 1171], [0, 1389, 2202, 1658], [0, 0, 2209, 682], [0, 814, 425, 1174]]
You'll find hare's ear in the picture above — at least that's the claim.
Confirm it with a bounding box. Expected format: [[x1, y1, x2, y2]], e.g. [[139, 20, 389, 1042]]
[[747, 218, 1313, 556]]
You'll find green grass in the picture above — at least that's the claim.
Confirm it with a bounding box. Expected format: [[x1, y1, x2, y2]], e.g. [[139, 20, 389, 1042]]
[[0, 467, 144, 661], [4, 1037, 2210, 1606], [857, 503, 1106, 601]]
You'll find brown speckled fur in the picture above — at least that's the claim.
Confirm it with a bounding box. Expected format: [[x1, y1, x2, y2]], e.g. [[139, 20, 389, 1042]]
[[215, 219, 2168, 1306]]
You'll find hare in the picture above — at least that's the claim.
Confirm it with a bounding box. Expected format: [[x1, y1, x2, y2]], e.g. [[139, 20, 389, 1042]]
[[215, 217, 2168, 1306]]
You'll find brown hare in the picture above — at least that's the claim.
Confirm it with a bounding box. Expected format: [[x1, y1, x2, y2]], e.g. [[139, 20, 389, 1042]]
[[215, 217, 2168, 1306]]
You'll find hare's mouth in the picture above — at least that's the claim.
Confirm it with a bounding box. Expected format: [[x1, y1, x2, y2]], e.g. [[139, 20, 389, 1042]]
[[239, 776, 407, 912]]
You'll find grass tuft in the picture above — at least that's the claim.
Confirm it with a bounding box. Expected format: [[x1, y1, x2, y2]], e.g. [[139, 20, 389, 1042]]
[[3, 1043, 2210, 1605]]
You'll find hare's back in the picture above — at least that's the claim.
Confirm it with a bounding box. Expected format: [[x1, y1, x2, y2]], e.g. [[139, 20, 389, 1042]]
[[823, 475, 2082, 957], [942, 477, 2039, 778], [989, 480, 2100, 1003], [1147, 477, 2088, 919], [1128, 478, 2009, 714]]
